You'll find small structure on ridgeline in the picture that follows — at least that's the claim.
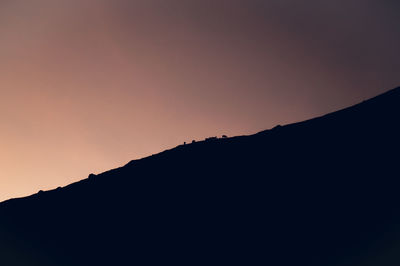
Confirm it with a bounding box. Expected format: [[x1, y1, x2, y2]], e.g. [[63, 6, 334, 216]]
[[273, 125, 282, 130], [192, 140, 196, 144], [222, 135, 228, 138], [88, 173, 96, 180]]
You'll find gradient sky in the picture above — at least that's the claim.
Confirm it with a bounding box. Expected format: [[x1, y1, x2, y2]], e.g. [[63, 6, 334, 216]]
[[1, 0, 399, 201]]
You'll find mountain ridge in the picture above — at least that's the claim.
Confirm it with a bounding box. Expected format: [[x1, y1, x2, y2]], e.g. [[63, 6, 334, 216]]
[[4, 87, 399, 205], [1, 86, 400, 266]]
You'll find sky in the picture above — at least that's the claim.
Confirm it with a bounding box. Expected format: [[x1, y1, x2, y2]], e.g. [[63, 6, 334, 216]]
[[0, 0, 399, 201]]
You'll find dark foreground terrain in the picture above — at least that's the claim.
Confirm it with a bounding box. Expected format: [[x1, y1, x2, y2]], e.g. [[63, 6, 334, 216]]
[[1, 87, 400, 266]]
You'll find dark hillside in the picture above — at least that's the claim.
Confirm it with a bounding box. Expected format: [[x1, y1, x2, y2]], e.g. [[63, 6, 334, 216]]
[[1, 87, 400, 266]]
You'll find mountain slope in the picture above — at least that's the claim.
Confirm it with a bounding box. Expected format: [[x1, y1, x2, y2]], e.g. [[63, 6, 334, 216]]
[[1, 87, 400, 266]]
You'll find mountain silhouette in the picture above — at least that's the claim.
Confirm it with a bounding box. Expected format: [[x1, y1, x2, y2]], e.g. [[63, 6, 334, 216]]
[[1, 87, 400, 266]]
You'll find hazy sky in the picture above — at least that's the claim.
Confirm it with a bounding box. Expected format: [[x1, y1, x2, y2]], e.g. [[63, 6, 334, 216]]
[[1, 0, 399, 201]]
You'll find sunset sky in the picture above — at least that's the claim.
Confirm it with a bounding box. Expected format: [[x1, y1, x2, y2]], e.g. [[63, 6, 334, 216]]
[[1, 0, 399, 201]]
